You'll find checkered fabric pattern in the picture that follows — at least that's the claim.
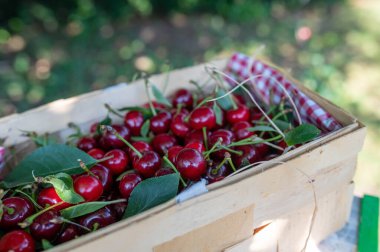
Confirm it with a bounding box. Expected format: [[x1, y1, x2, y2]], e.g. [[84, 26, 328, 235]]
[[224, 52, 342, 132]]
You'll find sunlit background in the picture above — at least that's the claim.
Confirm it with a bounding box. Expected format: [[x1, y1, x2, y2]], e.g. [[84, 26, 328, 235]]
[[0, 0, 379, 196]]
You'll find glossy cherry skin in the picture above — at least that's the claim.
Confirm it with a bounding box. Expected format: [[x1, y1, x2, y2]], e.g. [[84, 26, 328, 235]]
[[0, 197, 34, 229], [185, 141, 205, 154], [0, 230, 35, 252], [118, 173, 143, 199], [152, 133, 178, 156], [77, 137, 98, 152], [37, 187, 71, 211], [56, 225, 79, 244], [102, 149, 129, 175], [155, 168, 175, 177], [232, 121, 254, 140], [184, 129, 211, 145], [175, 148, 207, 181], [205, 162, 231, 184], [170, 113, 190, 138], [90, 164, 113, 191], [124, 111, 144, 136], [74, 175, 103, 202], [87, 148, 105, 160], [208, 129, 235, 159], [172, 89, 193, 109], [127, 141, 153, 162], [233, 145, 263, 167], [167, 146, 183, 164], [78, 206, 116, 233], [99, 124, 131, 150], [150, 111, 172, 134], [189, 107, 216, 130], [133, 151, 161, 178], [30, 210, 62, 240], [226, 105, 250, 125]]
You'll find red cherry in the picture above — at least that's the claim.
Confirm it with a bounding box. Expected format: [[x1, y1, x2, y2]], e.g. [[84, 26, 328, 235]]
[[74, 175, 103, 202], [232, 121, 254, 140], [56, 225, 79, 244], [0, 197, 34, 229], [77, 137, 98, 152], [127, 141, 152, 162], [133, 151, 161, 178], [124, 111, 144, 136], [205, 162, 231, 184], [167, 146, 183, 164], [78, 207, 116, 233], [0, 230, 35, 252], [233, 145, 263, 167], [37, 187, 71, 211], [185, 141, 205, 153], [170, 113, 190, 138], [30, 210, 62, 240], [118, 173, 142, 199], [87, 148, 105, 160], [152, 133, 178, 156], [172, 89, 193, 109], [99, 125, 131, 150], [155, 168, 175, 177], [208, 129, 235, 159], [175, 148, 206, 181], [184, 129, 211, 145], [90, 164, 113, 191], [189, 107, 216, 130], [102, 149, 129, 175], [150, 111, 172, 134], [226, 105, 250, 124]]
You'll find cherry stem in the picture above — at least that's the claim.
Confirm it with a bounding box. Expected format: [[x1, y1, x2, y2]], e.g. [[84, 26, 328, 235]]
[[116, 170, 136, 181], [202, 127, 209, 151], [67, 122, 83, 138], [51, 217, 91, 232], [14, 189, 43, 210], [93, 222, 100, 231], [104, 103, 124, 118], [175, 103, 183, 116], [219, 145, 243, 156], [4, 206, 15, 215], [19, 202, 64, 228], [95, 154, 114, 163], [189, 80, 204, 94], [144, 79, 157, 116], [203, 138, 222, 160], [78, 159, 96, 177], [226, 157, 237, 172], [214, 156, 229, 174], [100, 125, 143, 158], [162, 156, 188, 187]]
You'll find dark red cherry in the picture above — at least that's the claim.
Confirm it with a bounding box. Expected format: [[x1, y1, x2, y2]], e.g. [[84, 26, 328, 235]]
[[90, 164, 113, 191], [155, 168, 175, 177], [233, 145, 263, 168], [152, 133, 178, 156], [185, 141, 205, 154], [127, 141, 153, 162], [150, 111, 172, 134], [87, 148, 105, 160], [30, 210, 62, 240], [99, 124, 131, 150], [118, 173, 142, 199], [232, 121, 254, 140], [74, 175, 103, 202], [102, 149, 129, 175], [251, 107, 263, 121], [133, 151, 161, 178], [256, 142, 270, 157], [205, 162, 231, 184], [184, 129, 211, 145], [56, 225, 79, 244], [172, 89, 193, 109], [167, 146, 183, 164], [170, 113, 190, 138], [226, 105, 250, 124], [209, 129, 235, 159], [78, 207, 116, 233], [0, 197, 34, 229], [189, 107, 216, 130], [124, 111, 144, 136], [77, 137, 98, 152], [0, 230, 35, 252], [234, 94, 246, 104], [175, 148, 207, 181], [37, 187, 71, 211]]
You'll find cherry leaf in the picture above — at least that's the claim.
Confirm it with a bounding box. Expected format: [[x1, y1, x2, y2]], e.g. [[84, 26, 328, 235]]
[[44, 173, 84, 204], [42, 239, 54, 250], [215, 89, 233, 110], [151, 85, 172, 107], [284, 123, 321, 146], [213, 103, 223, 126], [140, 119, 150, 137]]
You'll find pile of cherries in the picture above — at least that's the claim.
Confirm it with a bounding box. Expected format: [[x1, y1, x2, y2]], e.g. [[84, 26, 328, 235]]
[[0, 87, 288, 251]]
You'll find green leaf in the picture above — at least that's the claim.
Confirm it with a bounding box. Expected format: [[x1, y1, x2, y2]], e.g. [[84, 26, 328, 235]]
[[97, 116, 112, 135], [140, 119, 150, 137], [213, 103, 223, 126], [273, 119, 292, 132], [60, 199, 125, 219], [42, 239, 54, 250], [247, 125, 278, 132], [284, 123, 321, 146], [1, 144, 97, 189], [123, 174, 179, 219], [216, 89, 233, 110], [151, 84, 172, 107], [44, 173, 84, 204]]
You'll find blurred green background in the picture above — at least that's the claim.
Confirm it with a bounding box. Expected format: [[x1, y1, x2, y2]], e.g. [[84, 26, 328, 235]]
[[0, 0, 379, 195]]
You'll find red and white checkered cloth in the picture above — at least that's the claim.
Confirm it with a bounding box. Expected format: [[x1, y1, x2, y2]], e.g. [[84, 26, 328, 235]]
[[224, 52, 342, 132]]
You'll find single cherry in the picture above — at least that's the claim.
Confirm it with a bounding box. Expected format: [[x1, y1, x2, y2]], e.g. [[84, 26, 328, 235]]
[[185, 141, 205, 154], [152, 133, 178, 156], [87, 148, 105, 160], [175, 148, 207, 181], [0, 230, 35, 252], [172, 89, 193, 109], [37, 187, 71, 211], [232, 121, 254, 140], [118, 173, 142, 199], [99, 124, 131, 149], [74, 175, 103, 202], [77, 136, 98, 152], [226, 105, 250, 125], [167, 145, 183, 164], [188, 107, 216, 130], [205, 162, 231, 184], [133, 151, 161, 178], [233, 145, 263, 168], [30, 210, 62, 240], [0, 197, 34, 229], [124, 110, 144, 136], [102, 149, 129, 175], [56, 225, 79, 244], [90, 164, 114, 191], [150, 111, 172, 134], [78, 206, 116, 233], [127, 141, 153, 162], [170, 113, 190, 138]]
